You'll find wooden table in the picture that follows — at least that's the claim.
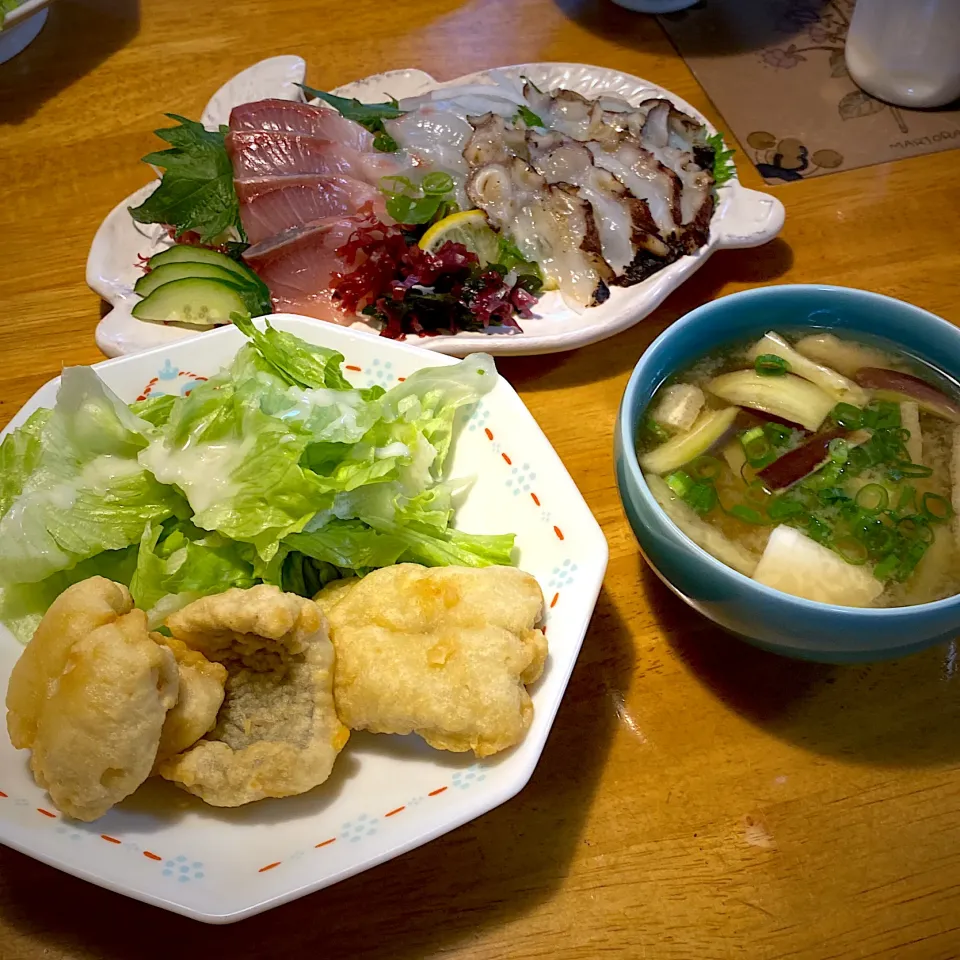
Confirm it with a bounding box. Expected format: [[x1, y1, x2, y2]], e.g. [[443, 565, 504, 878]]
[[2, 0, 960, 957]]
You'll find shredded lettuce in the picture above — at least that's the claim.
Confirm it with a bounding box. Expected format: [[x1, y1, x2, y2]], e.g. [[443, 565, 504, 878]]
[[0, 368, 183, 587], [0, 320, 507, 640]]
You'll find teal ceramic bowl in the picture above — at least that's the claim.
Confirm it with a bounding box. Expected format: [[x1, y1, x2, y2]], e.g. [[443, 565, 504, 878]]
[[615, 285, 960, 663]]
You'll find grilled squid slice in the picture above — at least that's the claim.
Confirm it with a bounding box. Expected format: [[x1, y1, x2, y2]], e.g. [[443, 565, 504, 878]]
[[587, 140, 681, 241], [527, 131, 673, 283], [463, 113, 529, 167], [638, 100, 715, 250], [522, 82, 613, 145], [466, 158, 611, 309]]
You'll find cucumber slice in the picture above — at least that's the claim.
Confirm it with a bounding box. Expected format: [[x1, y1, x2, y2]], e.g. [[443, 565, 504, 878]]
[[147, 245, 269, 300], [131, 277, 253, 327], [135, 261, 261, 298]]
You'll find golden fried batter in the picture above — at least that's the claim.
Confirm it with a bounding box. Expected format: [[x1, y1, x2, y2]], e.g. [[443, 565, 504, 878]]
[[312, 577, 359, 618], [320, 564, 547, 758], [157, 585, 349, 806], [153, 635, 227, 768], [6, 578, 179, 821], [6, 577, 134, 750]]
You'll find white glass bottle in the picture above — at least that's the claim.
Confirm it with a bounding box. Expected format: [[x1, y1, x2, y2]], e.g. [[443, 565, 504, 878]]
[[845, 0, 960, 108]]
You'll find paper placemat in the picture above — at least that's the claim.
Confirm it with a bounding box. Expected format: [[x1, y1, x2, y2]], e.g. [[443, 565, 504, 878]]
[[659, 0, 960, 183]]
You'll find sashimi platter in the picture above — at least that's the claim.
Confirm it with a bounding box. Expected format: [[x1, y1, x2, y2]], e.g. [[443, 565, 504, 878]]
[[88, 56, 785, 357]]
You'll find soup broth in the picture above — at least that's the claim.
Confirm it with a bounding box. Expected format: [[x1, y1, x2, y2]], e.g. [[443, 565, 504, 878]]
[[637, 329, 960, 608]]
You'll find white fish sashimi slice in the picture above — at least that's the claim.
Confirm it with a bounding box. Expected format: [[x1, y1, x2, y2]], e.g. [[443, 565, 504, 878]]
[[385, 107, 473, 207], [752, 525, 884, 607]]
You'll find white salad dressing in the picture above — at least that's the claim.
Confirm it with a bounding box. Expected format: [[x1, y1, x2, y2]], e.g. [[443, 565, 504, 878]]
[[139, 439, 253, 514]]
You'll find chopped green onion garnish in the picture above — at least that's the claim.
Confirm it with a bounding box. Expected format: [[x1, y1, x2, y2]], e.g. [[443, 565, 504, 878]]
[[740, 426, 772, 465], [763, 422, 792, 446], [897, 516, 934, 543], [828, 438, 849, 463], [767, 498, 805, 521], [834, 536, 869, 565], [893, 540, 929, 581], [665, 470, 694, 499], [686, 482, 718, 515], [872, 401, 902, 430], [921, 492, 953, 522], [830, 402, 863, 430], [892, 461, 933, 479], [855, 483, 889, 514], [421, 171, 455, 195], [640, 416, 669, 446], [730, 504, 766, 524], [897, 484, 917, 513], [873, 553, 899, 580], [689, 456, 722, 482], [818, 486, 849, 504], [865, 525, 894, 556], [754, 354, 789, 376], [807, 516, 832, 543]]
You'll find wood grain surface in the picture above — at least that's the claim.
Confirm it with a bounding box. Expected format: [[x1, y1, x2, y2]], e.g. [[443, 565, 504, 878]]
[[2, 1, 960, 957]]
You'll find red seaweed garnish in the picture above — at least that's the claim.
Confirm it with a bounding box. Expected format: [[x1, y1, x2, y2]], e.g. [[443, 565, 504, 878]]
[[330, 219, 533, 339]]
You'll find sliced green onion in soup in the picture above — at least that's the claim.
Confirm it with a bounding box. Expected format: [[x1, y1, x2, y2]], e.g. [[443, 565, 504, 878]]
[[828, 438, 849, 463], [685, 483, 718, 515], [740, 426, 772, 466], [763, 421, 792, 446], [834, 536, 869, 565], [897, 515, 934, 543], [896, 484, 917, 513], [890, 540, 929, 582], [688, 455, 722, 482], [767, 498, 806, 521], [729, 504, 767, 525], [830, 402, 863, 430], [807, 516, 832, 543], [665, 470, 695, 499], [893, 461, 934, 479], [754, 354, 790, 376], [855, 483, 889, 513], [873, 553, 900, 580], [921, 492, 953, 522]]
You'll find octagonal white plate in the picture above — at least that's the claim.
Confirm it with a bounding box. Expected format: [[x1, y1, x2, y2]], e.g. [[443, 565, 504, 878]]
[[0, 315, 607, 923], [88, 57, 785, 359]]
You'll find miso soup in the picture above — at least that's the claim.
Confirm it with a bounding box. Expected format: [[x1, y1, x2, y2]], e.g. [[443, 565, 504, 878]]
[[637, 330, 960, 608]]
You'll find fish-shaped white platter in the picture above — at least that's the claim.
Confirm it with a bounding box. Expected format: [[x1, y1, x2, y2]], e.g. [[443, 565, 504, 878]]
[[87, 56, 785, 358]]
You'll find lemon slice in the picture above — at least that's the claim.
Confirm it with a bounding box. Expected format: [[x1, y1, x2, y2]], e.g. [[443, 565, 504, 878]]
[[419, 210, 501, 265]]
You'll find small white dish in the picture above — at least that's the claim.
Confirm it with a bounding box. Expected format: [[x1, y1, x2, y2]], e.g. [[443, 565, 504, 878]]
[[88, 58, 785, 359], [0, 315, 608, 922]]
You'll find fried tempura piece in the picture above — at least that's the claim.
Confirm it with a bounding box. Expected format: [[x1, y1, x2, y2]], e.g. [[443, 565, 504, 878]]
[[153, 635, 227, 767], [6, 577, 134, 750], [6, 578, 179, 821], [157, 585, 349, 806], [312, 577, 359, 618], [319, 564, 547, 758]]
